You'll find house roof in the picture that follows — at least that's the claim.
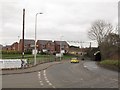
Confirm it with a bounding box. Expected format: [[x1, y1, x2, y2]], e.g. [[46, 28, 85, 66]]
[[20, 39, 35, 45], [47, 41, 55, 45], [69, 46, 80, 51], [11, 42, 18, 46], [54, 41, 69, 46], [37, 40, 52, 45], [2, 45, 11, 49]]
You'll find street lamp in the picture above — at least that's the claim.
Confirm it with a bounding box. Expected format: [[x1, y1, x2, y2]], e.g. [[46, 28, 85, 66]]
[[60, 35, 63, 61], [34, 12, 43, 65], [18, 36, 20, 51]]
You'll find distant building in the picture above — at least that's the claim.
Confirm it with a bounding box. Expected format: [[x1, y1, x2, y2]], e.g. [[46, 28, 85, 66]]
[[36, 40, 55, 54], [2, 45, 12, 51], [11, 42, 18, 51], [46, 41, 55, 54], [2, 42, 18, 51], [54, 41, 69, 53], [68, 46, 81, 55], [19, 39, 35, 52], [1, 39, 70, 54]]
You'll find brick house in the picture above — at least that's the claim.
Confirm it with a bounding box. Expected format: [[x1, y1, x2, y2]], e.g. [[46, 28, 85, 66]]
[[2, 42, 18, 51], [36, 40, 55, 53], [54, 41, 69, 53], [2, 45, 12, 51], [46, 41, 55, 54], [11, 42, 18, 51], [68, 46, 81, 55], [19, 39, 35, 52], [2, 39, 70, 54]]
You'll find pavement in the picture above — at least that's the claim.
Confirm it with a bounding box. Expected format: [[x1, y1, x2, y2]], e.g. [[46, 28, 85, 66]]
[[1, 61, 61, 75]]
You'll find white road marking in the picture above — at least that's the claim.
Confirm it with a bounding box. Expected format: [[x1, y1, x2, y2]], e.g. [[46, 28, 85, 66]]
[[38, 76, 41, 79], [38, 72, 41, 74], [80, 78, 83, 80], [39, 81, 42, 83], [48, 83, 52, 85], [40, 82, 44, 86], [38, 74, 41, 77], [52, 86, 56, 88], [44, 70, 46, 73], [43, 73, 46, 76], [43, 70, 55, 88], [84, 65, 98, 69], [44, 76, 47, 79], [38, 71, 44, 86], [46, 80, 50, 83], [45, 78, 48, 81]]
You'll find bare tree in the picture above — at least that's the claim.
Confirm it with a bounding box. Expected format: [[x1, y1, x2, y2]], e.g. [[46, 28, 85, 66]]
[[101, 33, 120, 59], [88, 20, 113, 46]]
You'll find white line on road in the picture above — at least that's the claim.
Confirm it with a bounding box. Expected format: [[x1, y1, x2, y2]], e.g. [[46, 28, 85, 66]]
[[39, 80, 44, 86], [38, 72, 41, 74], [38, 71, 44, 86], [45, 78, 48, 81], [44, 70, 46, 73], [43, 70, 55, 88], [52, 86, 56, 88], [44, 76, 47, 79], [38, 74, 41, 77], [80, 78, 83, 80], [46, 80, 50, 83], [48, 83, 52, 85]]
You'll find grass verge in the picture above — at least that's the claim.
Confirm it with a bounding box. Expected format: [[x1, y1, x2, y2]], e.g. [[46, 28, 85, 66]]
[[1, 54, 74, 65], [99, 60, 120, 71]]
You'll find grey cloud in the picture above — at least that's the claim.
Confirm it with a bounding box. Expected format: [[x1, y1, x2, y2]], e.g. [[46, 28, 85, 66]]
[[0, 0, 118, 47]]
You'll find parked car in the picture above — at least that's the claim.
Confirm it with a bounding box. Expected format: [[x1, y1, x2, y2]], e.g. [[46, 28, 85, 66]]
[[70, 58, 79, 63]]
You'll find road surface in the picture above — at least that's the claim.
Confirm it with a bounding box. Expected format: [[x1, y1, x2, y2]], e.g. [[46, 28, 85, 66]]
[[2, 60, 118, 88]]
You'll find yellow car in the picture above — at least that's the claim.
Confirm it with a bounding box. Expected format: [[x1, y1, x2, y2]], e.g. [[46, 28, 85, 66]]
[[71, 58, 79, 63]]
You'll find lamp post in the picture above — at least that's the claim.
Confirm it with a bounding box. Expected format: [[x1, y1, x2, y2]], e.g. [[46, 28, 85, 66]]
[[34, 12, 43, 65], [18, 36, 20, 51], [60, 35, 63, 61]]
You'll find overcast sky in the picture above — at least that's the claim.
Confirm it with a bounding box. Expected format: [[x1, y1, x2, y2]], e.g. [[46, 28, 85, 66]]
[[0, 0, 118, 47]]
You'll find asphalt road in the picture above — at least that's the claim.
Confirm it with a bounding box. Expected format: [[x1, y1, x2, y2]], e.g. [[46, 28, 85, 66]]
[[2, 60, 118, 88]]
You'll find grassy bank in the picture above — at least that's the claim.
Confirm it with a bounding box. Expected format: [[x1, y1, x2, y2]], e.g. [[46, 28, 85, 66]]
[[99, 60, 119, 71]]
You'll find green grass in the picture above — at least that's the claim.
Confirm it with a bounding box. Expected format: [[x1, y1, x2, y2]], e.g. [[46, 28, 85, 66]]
[[62, 55, 74, 59], [100, 60, 120, 68], [2, 54, 52, 59], [1, 53, 75, 65], [1, 54, 55, 64]]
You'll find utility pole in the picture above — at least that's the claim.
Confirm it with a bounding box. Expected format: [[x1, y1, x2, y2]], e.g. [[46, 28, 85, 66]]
[[22, 9, 25, 59]]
